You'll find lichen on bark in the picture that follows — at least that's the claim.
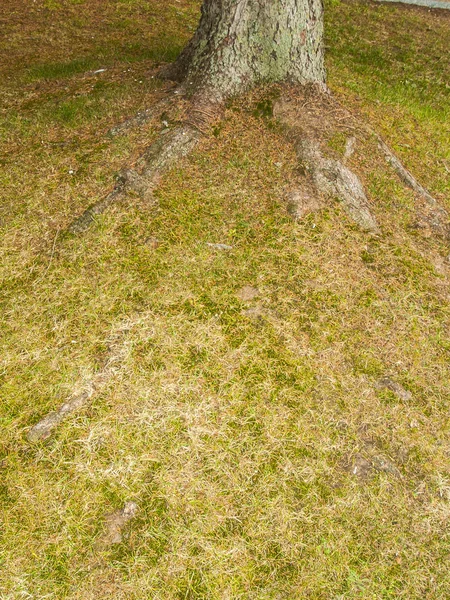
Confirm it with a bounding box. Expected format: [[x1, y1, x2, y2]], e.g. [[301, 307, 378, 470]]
[[168, 0, 326, 100]]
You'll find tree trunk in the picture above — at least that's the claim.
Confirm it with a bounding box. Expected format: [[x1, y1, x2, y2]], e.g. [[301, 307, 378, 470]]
[[169, 0, 326, 100]]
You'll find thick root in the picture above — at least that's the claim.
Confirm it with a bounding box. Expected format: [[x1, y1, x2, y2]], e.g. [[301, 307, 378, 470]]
[[66, 123, 204, 235], [96, 502, 139, 549], [66, 96, 222, 235], [274, 88, 449, 238], [108, 105, 166, 138], [274, 94, 379, 233], [67, 176, 126, 235], [297, 137, 380, 233], [66, 168, 158, 235], [27, 315, 144, 442], [136, 124, 201, 176], [325, 91, 448, 237], [378, 138, 449, 237], [285, 184, 325, 221], [378, 138, 440, 205], [107, 92, 175, 137], [27, 389, 95, 442]]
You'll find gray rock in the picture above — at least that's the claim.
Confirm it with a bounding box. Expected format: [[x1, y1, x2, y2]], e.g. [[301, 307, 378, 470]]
[[376, 377, 413, 402], [207, 243, 234, 251], [98, 501, 139, 547]]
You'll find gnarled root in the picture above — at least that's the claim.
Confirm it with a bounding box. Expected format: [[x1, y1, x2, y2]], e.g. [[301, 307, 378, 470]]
[[27, 389, 95, 442], [378, 138, 449, 238], [107, 94, 173, 138], [67, 125, 201, 235], [323, 91, 448, 238], [274, 87, 448, 238], [274, 93, 379, 233], [67, 172, 130, 235], [285, 183, 325, 221], [296, 137, 380, 233], [66, 100, 220, 235]]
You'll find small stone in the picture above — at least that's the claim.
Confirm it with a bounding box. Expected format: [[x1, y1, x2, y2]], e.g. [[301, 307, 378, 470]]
[[98, 501, 139, 547], [144, 237, 160, 249], [343, 136, 357, 161], [237, 286, 260, 302], [207, 243, 233, 251], [375, 377, 413, 402], [349, 454, 372, 480]]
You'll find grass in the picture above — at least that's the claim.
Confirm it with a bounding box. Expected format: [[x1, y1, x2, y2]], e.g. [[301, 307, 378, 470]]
[[1, 0, 450, 598]]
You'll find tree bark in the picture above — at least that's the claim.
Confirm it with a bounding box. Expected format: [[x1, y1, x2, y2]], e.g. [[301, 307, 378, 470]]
[[168, 0, 326, 100]]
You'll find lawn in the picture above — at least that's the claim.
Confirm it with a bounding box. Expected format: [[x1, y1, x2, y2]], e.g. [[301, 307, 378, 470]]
[[0, 0, 449, 598]]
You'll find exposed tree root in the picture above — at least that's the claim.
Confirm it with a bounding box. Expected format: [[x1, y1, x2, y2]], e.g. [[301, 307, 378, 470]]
[[375, 376, 413, 402], [67, 115, 212, 235], [107, 91, 175, 137], [108, 105, 166, 138], [67, 81, 446, 240], [67, 176, 129, 235], [134, 123, 202, 175], [66, 95, 222, 235], [27, 388, 96, 442], [378, 139, 436, 203], [317, 90, 448, 237], [97, 502, 139, 548], [377, 137, 449, 237], [285, 185, 325, 221], [274, 94, 380, 233], [272, 87, 449, 237], [27, 316, 144, 442], [296, 137, 380, 232]]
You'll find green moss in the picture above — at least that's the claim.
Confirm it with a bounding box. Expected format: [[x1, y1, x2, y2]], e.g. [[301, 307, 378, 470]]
[[1, 1, 450, 598], [26, 58, 98, 81]]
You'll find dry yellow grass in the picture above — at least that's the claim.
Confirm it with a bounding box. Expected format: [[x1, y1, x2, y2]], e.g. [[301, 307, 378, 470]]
[[1, 0, 449, 598]]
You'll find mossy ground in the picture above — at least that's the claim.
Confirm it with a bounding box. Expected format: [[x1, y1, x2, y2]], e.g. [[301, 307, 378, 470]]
[[1, 0, 449, 598]]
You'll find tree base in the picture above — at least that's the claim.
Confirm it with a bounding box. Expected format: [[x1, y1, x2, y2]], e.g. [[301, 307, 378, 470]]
[[166, 0, 326, 102], [65, 83, 447, 244]]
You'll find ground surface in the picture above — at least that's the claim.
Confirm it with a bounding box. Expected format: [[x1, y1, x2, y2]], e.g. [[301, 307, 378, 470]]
[[1, 0, 450, 598]]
